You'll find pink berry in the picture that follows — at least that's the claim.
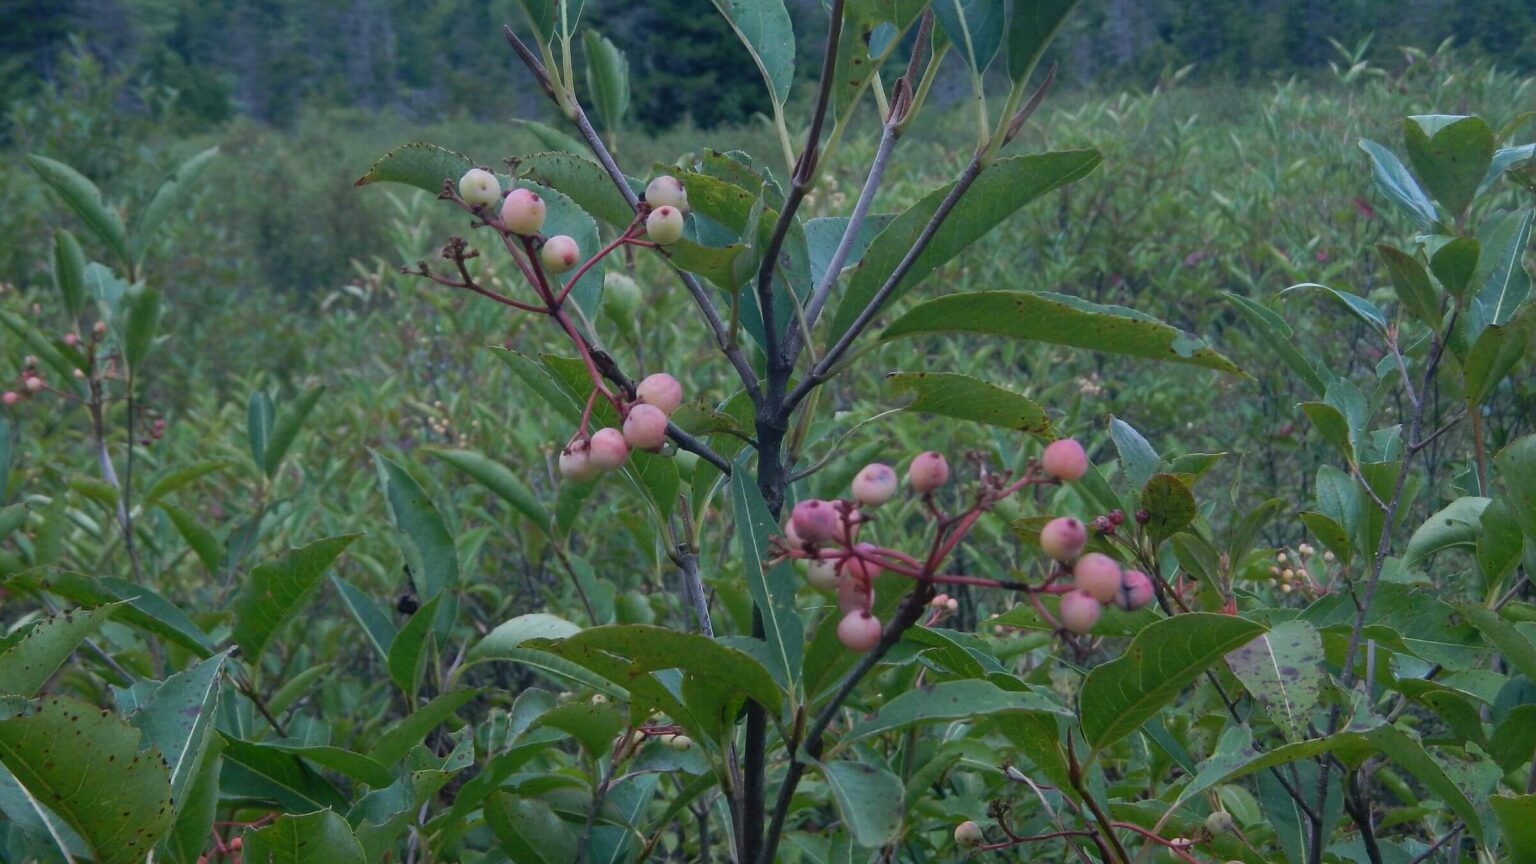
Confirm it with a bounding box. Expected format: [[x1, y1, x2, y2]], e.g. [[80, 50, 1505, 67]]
[[622, 404, 669, 451], [1116, 570, 1156, 611], [1059, 590, 1102, 634], [588, 427, 630, 470], [1040, 517, 1087, 561], [558, 440, 600, 482], [92, 321, 107, 336], [62, 333, 79, 347], [803, 557, 840, 591], [1073, 553, 1123, 603], [644, 175, 689, 212], [851, 463, 898, 507], [840, 542, 882, 582], [955, 821, 985, 848], [24, 377, 44, 393], [837, 575, 873, 613], [1, 391, 18, 406], [1042, 439, 1088, 481], [458, 168, 502, 208], [636, 373, 682, 415], [646, 206, 685, 245], [541, 235, 580, 274], [907, 451, 950, 493], [782, 518, 804, 547], [837, 610, 882, 652], [500, 188, 547, 235], [832, 506, 860, 543], [791, 499, 839, 544]]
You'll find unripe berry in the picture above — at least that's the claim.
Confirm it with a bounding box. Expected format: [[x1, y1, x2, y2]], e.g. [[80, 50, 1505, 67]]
[[644, 175, 689, 212], [458, 168, 501, 208], [954, 820, 984, 848], [851, 463, 898, 507], [603, 272, 643, 319], [1073, 553, 1123, 603], [837, 610, 881, 651], [1, 391, 18, 406], [907, 451, 950, 493], [837, 574, 873, 613], [541, 235, 580, 274], [803, 557, 840, 591], [791, 499, 839, 544], [1041, 438, 1088, 481], [500, 188, 547, 235], [636, 373, 683, 415], [1117, 570, 1155, 611], [1205, 811, 1234, 835], [559, 441, 600, 482], [1040, 517, 1087, 561], [646, 206, 686, 245], [24, 377, 44, 393], [667, 734, 693, 751], [840, 543, 882, 582], [1058, 590, 1102, 634], [588, 427, 630, 470], [622, 404, 669, 450]]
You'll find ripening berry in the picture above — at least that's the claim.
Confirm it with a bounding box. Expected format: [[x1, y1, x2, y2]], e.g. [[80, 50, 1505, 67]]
[[23, 377, 44, 393], [803, 557, 840, 591], [623, 403, 669, 450], [501, 188, 547, 235], [1205, 811, 1234, 835], [851, 463, 898, 507], [92, 321, 107, 336], [791, 499, 839, 544], [646, 206, 686, 245], [636, 373, 683, 415], [559, 441, 600, 482], [907, 451, 949, 493], [645, 175, 689, 212], [1059, 590, 1102, 634], [541, 235, 581, 274], [954, 821, 985, 848], [946, 598, 959, 611], [840, 543, 882, 582], [832, 506, 858, 543], [588, 427, 630, 470], [458, 168, 502, 208], [62, 333, 79, 347], [1073, 553, 1123, 603], [1, 392, 18, 406], [1116, 569, 1155, 611], [1041, 438, 1088, 481], [1040, 517, 1087, 561], [837, 574, 873, 613], [782, 518, 804, 547], [837, 610, 882, 651]]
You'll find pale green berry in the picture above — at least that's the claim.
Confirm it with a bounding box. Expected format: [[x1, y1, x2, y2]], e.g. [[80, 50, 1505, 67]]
[[458, 168, 501, 208]]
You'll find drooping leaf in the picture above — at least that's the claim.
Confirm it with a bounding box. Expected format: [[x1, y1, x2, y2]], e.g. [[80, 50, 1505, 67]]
[[1358, 138, 1440, 231], [885, 372, 1053, 436], [232, 534, 360, 662], [1404, 497, 1490, 568], [1224, 291, 1330, 396], [1280, 282, 1388, 334]]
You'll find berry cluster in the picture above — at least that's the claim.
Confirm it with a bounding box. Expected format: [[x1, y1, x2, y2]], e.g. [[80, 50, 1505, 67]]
[[424, 170, 700, 485]]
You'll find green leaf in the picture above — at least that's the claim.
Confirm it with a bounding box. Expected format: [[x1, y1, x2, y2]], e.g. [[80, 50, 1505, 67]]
[[1080, 613, 1267, 752], [1224, 621, 1323, 743], [132, 146, 218, 264], [1404, 115, 1496, 216], [241, 809, 365, 864], [1300, 401, 1352, 461], [145, 459, 232, 505], [374, 453, 457, 607], [1465, 306, 1536, 406], [262, 386, 325, 478], [218, 736, 347, 812], [832, 151, 1101, 342], [845, 680, 1066, 743], [1358, 138, 1440, 231], [387, 594, 441, 698], [26, 154, 131, 267], [1496, 436, 1536, 541], [1459, 604, 1536, 683], [1404, 497, 1490, 568], [0, 696, 173, 864], [884, 290, 1242, 374], [514, 179, 607, 319], [1281, 282, 1388, 334], [0, 603, 122, 696], [123, 282, 162, 370], [819, 760, 903, 847], [486, 791, 578, 864], [128, 651, 228, 818], [238, 742, 393, 788], [1475, 208, 1534, 327], [1493, 794, 1536, 864], [1478, 497, 1525, 590], [1006, 0, 1078, 83], [583, 30, 629, 133], [514, 151, 638, 229], [511, 118, 589, 155], [1431, 236, 1480, 302], [166, 736, 222, 864], [1376, 243, 1441, 326], [160, 503, 224, 574], [1109, 417, 1160, 492], [1224, 291, 1329, 397], [730, 469, 804, 692], [369, 689, 476, 768], [471, 613, 582, 662], [330, 574, 397, 661], [933, 0, 1006, 73], [710, 0, 795, 105], [232, 534, 360, 662], [531, 701, 624, 756], [51, 230, 87, 321], [885, 372, 1053, 437], [426, 448, 550, 534], [1141, 473, 1196, 545], [246, 390, 274, 468], [0, 504, 25, 543], [513, 0, 586, 45], [353, 143, 471, 193], [12, 571, 215, 656]]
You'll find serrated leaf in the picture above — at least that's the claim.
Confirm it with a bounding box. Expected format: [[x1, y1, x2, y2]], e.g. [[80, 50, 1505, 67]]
[[232, 534, 360, 662], [886, 372, 1053, 436], [128, 651, 228, 817], [353, 143, 472, 193], [0, 604, 122, 696]]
